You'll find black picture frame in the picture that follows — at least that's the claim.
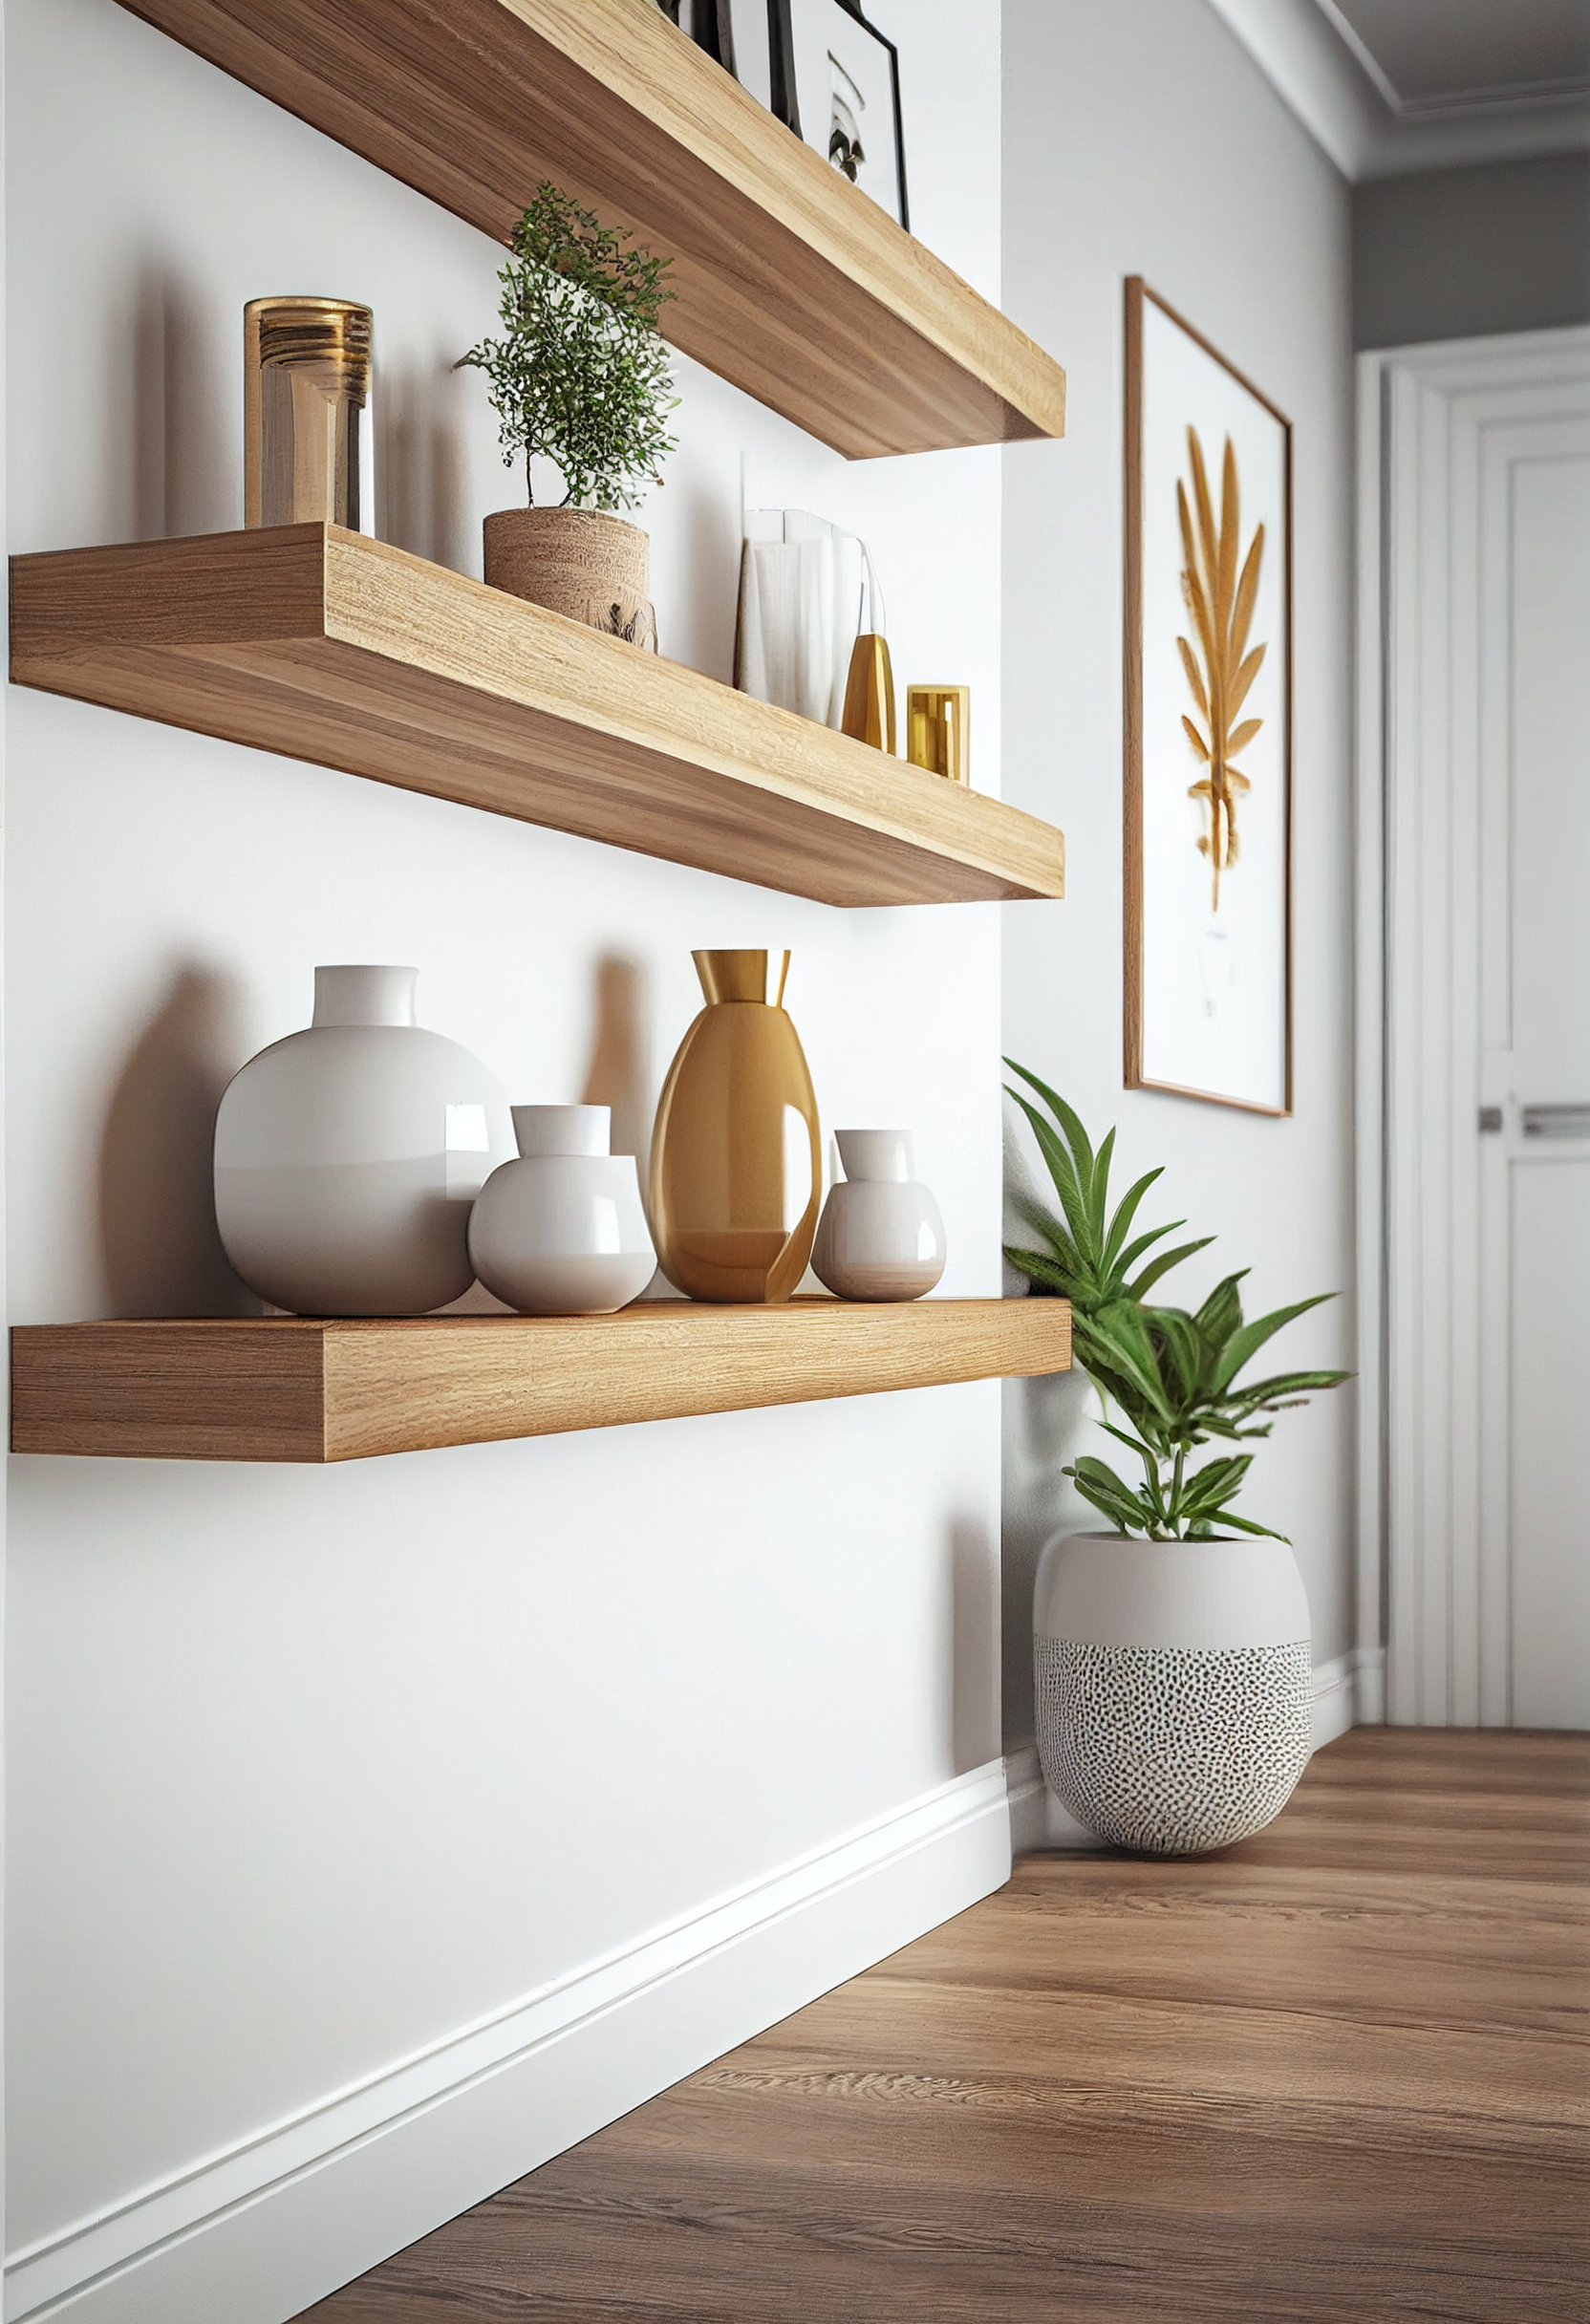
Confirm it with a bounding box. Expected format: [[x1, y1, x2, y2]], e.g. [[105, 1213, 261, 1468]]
[[784, 0, 909, 231]]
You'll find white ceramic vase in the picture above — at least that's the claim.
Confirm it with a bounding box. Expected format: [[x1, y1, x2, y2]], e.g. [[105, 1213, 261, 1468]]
[[811, 1130, 946, 1301], [1034, 1532, 1314, 1857], [213, 965, 513, 1316], [467, 1104, 655, 1316]]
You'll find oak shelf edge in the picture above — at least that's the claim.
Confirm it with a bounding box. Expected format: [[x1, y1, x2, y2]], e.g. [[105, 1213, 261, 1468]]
[[115, 0, 1065, 459], [9, 526, 1067, 909], [11, 1300, 1073, 1463]]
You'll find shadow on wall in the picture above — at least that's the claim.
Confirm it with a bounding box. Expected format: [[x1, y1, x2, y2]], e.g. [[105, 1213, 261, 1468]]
[[99, 965, 260, 1317], [582, 953, 654, 1174], [950, 1514, 1000, 1775], [1000, 1107, 1092, 1746], [133, 263, 232, 539], [379, 355, 471, 574]]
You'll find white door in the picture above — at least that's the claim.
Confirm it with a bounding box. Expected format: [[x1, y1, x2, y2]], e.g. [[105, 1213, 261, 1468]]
[[1364, 328, 1590, 1730], [1482, 429, 1590, 1729]]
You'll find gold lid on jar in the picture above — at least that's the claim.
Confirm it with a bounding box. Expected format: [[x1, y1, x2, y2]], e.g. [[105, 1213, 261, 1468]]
[[246, 296, 372, 398]]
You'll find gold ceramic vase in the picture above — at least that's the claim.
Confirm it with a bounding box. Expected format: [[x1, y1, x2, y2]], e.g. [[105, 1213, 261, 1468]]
[[650, 951, 821, 1303]]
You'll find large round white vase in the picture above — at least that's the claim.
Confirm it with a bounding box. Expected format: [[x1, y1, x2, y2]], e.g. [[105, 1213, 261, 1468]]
[[467, 1104, 656, 1315], [1034, 1533, 1313, 1857], [214, 965, 513, 1316]]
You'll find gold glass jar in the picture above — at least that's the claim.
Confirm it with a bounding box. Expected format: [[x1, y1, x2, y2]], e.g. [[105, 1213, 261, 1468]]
[[244, 297, 373, 529], [906, 685, 971, 784], [650, 950, 822, 1303]]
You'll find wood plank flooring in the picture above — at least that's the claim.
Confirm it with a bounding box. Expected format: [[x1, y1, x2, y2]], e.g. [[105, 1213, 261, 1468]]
[[301, 1729, 1589, 2323]]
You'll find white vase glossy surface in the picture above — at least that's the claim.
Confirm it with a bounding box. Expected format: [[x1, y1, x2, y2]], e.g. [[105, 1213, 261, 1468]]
[[1034, 1531, 1313, 1857], [467, 1104, 656, 1316], [811, 1129, 946, 1301], [213, 965, 513, 1317]]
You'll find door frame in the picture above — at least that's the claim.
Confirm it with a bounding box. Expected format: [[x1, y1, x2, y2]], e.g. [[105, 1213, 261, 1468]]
[[1356, 326, 1590, 1726]]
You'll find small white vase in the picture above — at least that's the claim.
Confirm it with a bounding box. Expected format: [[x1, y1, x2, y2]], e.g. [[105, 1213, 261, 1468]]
[[1034, 1531, 1313, 1857], [467, 1104, 656, 1316], [811, 1129, 946, 1301], [213, 965, 513, 1317]]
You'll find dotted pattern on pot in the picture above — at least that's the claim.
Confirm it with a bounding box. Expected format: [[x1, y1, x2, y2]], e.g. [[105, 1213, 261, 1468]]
[[1034, 1640, 1313, 1857]]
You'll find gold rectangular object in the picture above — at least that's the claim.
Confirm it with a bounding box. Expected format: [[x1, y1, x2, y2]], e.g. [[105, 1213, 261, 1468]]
[[907, 686, 971, 785]]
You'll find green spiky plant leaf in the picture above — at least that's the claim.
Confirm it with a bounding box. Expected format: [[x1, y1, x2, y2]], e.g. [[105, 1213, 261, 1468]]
[[1004, 1070, 1350, 1541]]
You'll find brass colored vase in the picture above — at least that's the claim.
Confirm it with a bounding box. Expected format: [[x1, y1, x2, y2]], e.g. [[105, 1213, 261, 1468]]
[[650, 951, 821, 1303]]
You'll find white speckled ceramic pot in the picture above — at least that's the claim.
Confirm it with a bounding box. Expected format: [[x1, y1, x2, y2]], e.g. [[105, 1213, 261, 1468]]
[[213, 966, 513, 1317], [467, 1104, 656, 1316], [1034, 1532, 1313, 1857]]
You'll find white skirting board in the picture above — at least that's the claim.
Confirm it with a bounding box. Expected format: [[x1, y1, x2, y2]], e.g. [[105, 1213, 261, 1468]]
[[1006, 1648, 1386, 1853], [4, 1761, 1016, 2324]]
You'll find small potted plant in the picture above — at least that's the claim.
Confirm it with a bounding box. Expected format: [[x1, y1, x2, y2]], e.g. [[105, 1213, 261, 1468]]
[[1005, 1063, 1348, 1856], [458, 182, 677, 646]]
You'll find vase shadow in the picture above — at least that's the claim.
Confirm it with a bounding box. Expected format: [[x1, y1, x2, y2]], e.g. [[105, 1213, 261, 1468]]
[[99, 964, 261, 1317], [951, 1513, 1000, 1776]]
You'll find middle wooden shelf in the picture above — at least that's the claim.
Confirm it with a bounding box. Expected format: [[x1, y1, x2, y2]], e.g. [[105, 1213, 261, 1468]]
[[10, 524, 1066, 909]]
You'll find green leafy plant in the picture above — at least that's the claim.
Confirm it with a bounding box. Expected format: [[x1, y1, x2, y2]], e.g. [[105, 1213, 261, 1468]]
[[1004, 1064, 1348, 1541], [457, 183, 678, 512]]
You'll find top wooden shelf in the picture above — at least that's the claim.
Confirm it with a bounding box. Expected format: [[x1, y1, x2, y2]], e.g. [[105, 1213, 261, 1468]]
[[116, 0, 1065, 459]]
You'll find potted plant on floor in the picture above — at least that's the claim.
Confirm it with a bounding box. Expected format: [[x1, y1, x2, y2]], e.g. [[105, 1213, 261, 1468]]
[[458, 181, 678, 648], [1005, 1063, 1348, 1856]]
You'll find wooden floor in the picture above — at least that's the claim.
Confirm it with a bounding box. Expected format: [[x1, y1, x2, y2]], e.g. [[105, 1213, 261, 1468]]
[[303, 1729, 1588, 2323]]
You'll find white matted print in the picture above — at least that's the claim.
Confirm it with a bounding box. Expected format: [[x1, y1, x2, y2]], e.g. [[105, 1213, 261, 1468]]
[[788, 0, 909, 228], [1125, 279, 1292, 1114]]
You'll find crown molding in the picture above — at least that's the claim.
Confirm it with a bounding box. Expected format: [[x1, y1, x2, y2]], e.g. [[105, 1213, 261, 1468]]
[[1204, 0, 1590, 182]]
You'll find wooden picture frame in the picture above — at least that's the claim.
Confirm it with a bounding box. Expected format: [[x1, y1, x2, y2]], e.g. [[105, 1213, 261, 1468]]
[[1124, 277, 1294, 1115]]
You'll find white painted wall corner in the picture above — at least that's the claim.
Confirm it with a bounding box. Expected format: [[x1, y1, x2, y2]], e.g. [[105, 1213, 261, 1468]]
[[4, 1759, 1013, 2324]]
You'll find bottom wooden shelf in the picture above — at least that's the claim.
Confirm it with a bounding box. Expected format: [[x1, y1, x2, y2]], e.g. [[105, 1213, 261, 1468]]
[[10, 1299, 1071, 1463]]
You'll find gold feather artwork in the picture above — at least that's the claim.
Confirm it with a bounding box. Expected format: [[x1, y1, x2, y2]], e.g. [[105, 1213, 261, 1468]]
[[1177, 426, 1265, 911]]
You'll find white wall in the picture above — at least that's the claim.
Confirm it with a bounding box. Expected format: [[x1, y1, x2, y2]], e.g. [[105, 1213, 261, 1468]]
[[999, 0, 1360, 1744], [3, 3, 1015, 2315]]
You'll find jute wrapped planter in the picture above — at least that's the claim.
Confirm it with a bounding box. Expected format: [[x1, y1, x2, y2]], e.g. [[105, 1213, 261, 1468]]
[[483, 507, 656, 649], [1034, 1533, 1313, 1857]]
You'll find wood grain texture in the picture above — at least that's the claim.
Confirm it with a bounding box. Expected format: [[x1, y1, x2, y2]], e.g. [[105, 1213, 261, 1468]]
[[10, 1298, 1071, 1463], [9, 527, 1067, 908], [300, 1729, 1590, 2323], [114, 0, 1065, 459]]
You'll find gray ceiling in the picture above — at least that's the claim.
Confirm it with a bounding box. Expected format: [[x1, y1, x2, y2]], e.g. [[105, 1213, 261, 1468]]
[[1321, 0, 1590, 113]]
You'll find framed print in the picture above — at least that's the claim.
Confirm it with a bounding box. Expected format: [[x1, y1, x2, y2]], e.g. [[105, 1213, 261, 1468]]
[[1124, 277, 1293, 1114], [654, 2, 775, 112], [787, 0, 910, 229]]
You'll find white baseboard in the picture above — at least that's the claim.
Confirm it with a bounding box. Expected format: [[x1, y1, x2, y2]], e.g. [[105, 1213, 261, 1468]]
[[1007, 1646, 1387, 1854], [1311, 1646, 1386, 1746], [5, 1762, 1015, 2324]]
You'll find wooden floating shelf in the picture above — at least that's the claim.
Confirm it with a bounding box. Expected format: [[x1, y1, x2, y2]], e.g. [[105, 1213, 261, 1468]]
[[9, 526, 1066, 908], [11, 1300, 1072, 1464], [116, 0, 1065, 460]]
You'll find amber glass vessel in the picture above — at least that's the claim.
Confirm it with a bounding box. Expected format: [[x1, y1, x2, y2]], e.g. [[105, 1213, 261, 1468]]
[[650, 951, 822, 1303], [244, 297, 372, 529]]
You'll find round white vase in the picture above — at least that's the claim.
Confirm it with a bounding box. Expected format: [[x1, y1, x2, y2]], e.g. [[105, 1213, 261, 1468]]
[[467, 1104, 656, 1316], [213, 965, 513, 1316], [1034, 1531, 1313, 1857], [811, 1129, 946, 1301]]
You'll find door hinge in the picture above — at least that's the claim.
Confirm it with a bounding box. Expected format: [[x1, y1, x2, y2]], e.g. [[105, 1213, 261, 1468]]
[[1478, 1107, 1503, 1133]]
